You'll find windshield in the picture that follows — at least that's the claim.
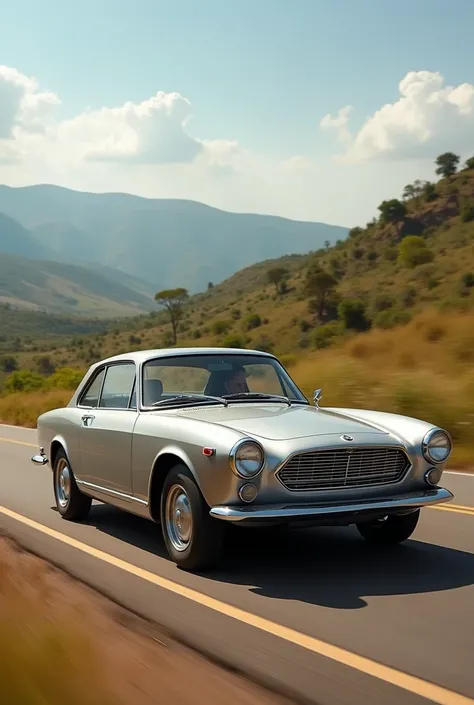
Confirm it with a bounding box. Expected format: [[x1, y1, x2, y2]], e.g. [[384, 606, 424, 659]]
[[141, 353, 307, 407]]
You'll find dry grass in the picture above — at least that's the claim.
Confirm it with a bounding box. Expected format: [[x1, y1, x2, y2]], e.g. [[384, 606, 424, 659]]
[[292, 309, 474, 468], [0, 537, 290, 705], [0, 540, 112, 705], [0, 389, 72, 428]]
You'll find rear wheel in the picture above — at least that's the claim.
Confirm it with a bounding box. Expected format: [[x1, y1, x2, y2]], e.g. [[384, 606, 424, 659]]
[[356, 509, 420, 545], [53, 448, 92, 521], [160, 464, 224, 571]]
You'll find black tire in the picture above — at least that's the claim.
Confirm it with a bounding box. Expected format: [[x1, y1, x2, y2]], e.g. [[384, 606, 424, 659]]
[[356, 509, 420, 545], [160, 464, 224, 571], [53, 448, 92, 521]]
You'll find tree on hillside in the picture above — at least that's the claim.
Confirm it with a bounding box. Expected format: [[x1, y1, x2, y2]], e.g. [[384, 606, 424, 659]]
[[304, 265, 337, 322], [0, 355, 18, 373], [422, 181, 438, 202], [435, 152, 460, 179], [402, 180, 424, 206], [398, 236, 434, 268], [378, 199, 407, 224], [267, 266, 288, 295], [154, 288, 189, 345], [36, 355, 55, 375], [465, 156, 474, 170]]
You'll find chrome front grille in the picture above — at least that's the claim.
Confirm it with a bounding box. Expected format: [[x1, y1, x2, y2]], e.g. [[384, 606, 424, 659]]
[[276, 447, 410, 491]]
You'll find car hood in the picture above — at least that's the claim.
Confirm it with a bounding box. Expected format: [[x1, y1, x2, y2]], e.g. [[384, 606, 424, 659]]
[[171, 403, 390, 440]]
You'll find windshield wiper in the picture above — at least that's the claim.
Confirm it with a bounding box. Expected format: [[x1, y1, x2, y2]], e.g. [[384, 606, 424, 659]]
[[222, 392, 292, 406], [151, 393, 228, 407]]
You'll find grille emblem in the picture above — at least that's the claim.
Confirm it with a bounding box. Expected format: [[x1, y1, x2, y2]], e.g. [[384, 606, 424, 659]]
[[341, 434, 354, 442]]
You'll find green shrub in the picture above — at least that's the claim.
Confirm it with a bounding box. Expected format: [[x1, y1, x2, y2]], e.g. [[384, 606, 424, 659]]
[[212, 319, 232, 335], [398, 236, 434, 268], [4, 371, 46, 393], [373, 308, 412, 329], [313, 322, 341, 349], [244, 313, 262, 330], [48, 368, 85, 390], [222, 335, 245, 348], [338, 299, 371, 331], [461, 204, 474, 223]]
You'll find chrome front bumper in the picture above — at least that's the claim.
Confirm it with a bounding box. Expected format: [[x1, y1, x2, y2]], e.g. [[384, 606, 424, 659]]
[[209, 487, 453, 524]]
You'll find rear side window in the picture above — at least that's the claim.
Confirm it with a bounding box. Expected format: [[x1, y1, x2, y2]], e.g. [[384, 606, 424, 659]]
[[99, 363, 136, 409], [79, 369, 105, 408]]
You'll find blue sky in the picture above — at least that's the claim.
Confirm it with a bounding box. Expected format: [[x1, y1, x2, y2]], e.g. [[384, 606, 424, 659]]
[[1, 0, 473, 225]]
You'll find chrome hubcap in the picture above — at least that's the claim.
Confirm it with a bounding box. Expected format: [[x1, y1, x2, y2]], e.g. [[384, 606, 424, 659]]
[[55, 460, 71, 508], [165, 484, 193, 552]]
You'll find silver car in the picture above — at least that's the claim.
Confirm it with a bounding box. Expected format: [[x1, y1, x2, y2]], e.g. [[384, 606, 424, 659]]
[[32, 347, 454, 571]]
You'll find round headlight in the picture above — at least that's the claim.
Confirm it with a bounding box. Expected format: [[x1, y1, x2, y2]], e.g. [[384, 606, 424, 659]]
[[422, 429, 452, 464], [230, 440, 264, 478]]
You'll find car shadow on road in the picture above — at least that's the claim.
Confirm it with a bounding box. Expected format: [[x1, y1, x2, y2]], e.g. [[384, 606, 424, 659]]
[[79, 504, 474, 610]]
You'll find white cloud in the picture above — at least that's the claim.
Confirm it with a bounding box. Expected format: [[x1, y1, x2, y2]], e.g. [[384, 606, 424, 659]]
[[0, 66, 60, 146], [320, 105, 353, 143], [280, 155, 313, 171], [56, 91, 202, 164], [1, 65, 474, 230], [322, 71, 474, 163]]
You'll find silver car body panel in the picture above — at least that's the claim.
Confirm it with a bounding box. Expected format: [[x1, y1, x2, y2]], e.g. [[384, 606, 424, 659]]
[[33, 347, 454, 524]]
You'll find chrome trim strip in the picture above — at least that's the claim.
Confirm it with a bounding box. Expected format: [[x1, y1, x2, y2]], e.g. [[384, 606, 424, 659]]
[[76, 479, 148, 505], [209, 487, 453, 522]]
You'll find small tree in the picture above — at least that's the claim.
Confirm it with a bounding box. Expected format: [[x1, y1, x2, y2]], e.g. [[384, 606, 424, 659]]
[[36, 355, 56, 376], [267, 267, 288, 295], [398, 236, 434, 268], [435, 152, 460, 179], [464, 156, 474, 170], [378, 199, 407, 224], [423, 181, 438, 202], [154, 288, 189, 345], [0, 355, 18, 373], [304, 265, 337, 322]]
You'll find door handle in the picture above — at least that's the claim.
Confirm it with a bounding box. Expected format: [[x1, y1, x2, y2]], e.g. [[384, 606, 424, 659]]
[[81, 414, 95, 427]]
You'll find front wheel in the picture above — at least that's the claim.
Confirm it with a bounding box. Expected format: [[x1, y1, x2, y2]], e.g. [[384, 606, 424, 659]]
[[160, 464, 225, 571], [356, 509, 420, 545], [53, 448, 92, 521]]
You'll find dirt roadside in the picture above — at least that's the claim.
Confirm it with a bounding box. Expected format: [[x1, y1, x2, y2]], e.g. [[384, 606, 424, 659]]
[[0, 535, 295, 705]]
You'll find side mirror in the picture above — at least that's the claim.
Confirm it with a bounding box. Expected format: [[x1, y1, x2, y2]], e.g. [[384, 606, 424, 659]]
[[313, 388, 322, 407]]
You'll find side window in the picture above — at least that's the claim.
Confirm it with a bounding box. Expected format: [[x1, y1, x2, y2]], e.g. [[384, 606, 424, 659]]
[[79, 369, 105, 408], [99, 364, 136, 409]]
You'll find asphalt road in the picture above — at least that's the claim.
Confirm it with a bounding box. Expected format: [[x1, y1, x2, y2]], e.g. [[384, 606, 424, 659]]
[[1, 424, 474, 705]]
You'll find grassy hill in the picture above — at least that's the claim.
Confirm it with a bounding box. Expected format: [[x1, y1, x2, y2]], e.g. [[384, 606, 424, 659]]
[[28, 162, 472, 363], [0, 252, 156, 317], [0, 184, 347, 294]]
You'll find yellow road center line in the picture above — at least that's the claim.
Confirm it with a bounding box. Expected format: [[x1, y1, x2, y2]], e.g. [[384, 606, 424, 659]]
[[431, 505, 474, 516], [0, 505, 473, 705], [0, 437, 36, 448]]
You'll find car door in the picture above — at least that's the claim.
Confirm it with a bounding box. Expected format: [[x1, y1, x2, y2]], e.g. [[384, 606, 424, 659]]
[[78, 361, 138, 499]]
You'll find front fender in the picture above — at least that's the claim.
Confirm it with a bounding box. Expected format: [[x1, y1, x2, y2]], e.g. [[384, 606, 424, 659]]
[[147, 444, 200, 498]]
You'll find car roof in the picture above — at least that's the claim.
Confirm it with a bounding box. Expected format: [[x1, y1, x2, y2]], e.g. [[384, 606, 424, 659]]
[[97, 347, 276, 366]]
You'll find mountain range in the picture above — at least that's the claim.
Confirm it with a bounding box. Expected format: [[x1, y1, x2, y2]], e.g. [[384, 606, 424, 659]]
[[0, 184, 347, 316]]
